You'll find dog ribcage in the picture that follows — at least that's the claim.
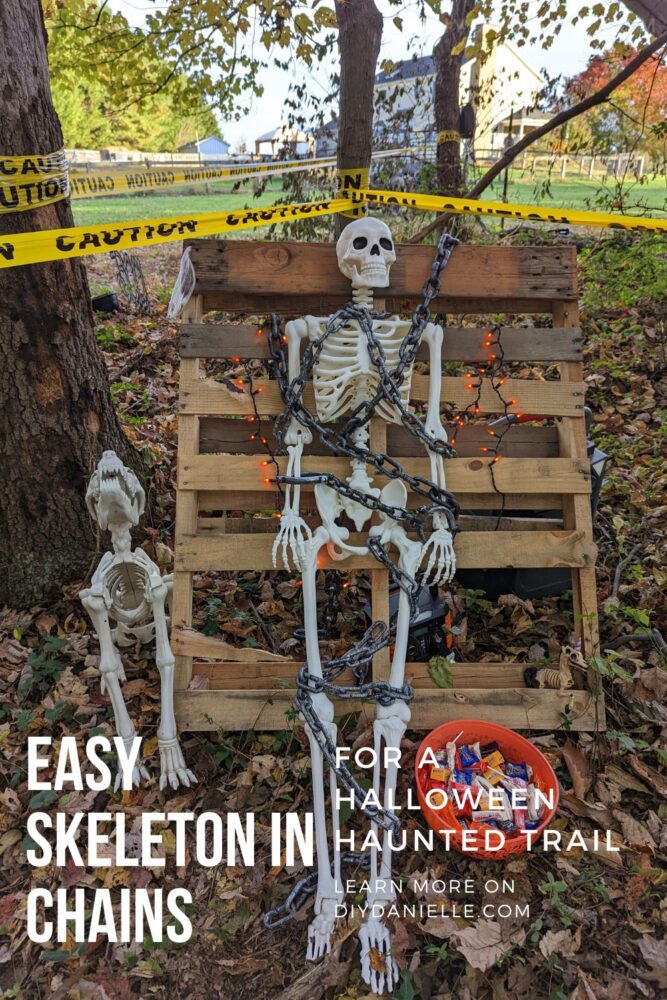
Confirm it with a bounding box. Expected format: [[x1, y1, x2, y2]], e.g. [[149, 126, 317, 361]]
[[310, 315, 413, 424]]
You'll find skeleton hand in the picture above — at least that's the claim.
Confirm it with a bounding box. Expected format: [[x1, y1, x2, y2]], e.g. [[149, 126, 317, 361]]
[[420, 525, 456, 585], [272, 511, 313, 571]]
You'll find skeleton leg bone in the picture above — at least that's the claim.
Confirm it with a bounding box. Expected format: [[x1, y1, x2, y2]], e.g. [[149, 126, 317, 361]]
[[359, 516, 421, 994], [80, 588, 149, 790], [151, 574, 196, 791], [299, 528, 346, 961]]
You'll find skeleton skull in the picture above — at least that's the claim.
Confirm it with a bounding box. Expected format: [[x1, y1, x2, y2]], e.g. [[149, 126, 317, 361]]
[[336, 217, 396, 289], [86, 450, 145, 531]]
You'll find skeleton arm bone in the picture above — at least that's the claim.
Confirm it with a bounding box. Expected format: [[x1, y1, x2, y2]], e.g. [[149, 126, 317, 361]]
[[273, 319, 315, 570], [420, 322, 456, 583]]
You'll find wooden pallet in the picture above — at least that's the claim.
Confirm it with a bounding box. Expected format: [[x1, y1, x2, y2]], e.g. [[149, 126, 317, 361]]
[[172, 239, 604, 733]]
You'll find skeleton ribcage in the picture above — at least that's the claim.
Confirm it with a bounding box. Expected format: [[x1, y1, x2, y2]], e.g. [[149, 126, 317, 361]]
[[312, 318, 413, 424]]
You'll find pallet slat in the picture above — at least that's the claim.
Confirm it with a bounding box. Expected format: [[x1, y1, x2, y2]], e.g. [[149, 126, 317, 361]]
[[180, 374, 586, 417], [178, 454, 591, 495], [181, 323, 583, 361], [176, 529, 596, 572], [186, 240, 577, 303], [189, 659, 530, 689], [199, 420, 561, 458], [195, 489, 565, 512], [175, 687, 603, 731]]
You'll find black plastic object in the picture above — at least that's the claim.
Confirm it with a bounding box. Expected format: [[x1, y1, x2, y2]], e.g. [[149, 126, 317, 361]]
[[92, 291, 120, 314], [363, 585, 450, 662]]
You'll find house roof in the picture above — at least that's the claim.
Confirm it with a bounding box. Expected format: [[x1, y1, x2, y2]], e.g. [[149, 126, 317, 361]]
[[178, 135, 229, 151], [375, 55, 435, 85], [256, 129, 278, 143]]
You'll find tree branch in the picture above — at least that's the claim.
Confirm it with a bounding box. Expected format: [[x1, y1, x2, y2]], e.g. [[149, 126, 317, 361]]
[[409, 29, 667, 244]]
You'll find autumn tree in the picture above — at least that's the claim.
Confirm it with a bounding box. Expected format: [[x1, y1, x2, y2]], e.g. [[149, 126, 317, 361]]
[[0, 0, 135, 608], [564, 43, 667, 162]]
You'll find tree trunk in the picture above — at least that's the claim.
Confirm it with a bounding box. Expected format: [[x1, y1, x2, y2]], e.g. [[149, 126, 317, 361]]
[[0, 0, 135, 609], [334, 0, 383, 236], [434, 0, 475, 195]]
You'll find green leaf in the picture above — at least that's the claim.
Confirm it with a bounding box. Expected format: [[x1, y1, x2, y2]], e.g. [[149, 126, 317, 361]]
[[428, 656, 453, 689], [29, 789, 59, 810]]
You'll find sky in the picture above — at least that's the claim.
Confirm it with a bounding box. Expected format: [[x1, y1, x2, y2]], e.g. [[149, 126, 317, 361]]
[[108, 0, 622, 150]]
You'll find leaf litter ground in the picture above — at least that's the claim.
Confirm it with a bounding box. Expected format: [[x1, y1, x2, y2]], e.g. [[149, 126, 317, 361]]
[[0, 231, 665, 1000]]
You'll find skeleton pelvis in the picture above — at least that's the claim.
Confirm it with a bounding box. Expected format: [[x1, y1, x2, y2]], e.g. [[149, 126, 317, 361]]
[[343, 464, 379, 531]]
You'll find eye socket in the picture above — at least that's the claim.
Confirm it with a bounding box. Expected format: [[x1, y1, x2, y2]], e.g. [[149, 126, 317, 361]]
[[379, 238, 393, 251], [352, 236, 368, 250]]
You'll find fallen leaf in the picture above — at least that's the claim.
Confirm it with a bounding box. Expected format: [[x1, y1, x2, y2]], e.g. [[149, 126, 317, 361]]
[[539, 927, 579, 959], [638, 935, 667, 987], [562, 740, 592, 799], [612, 809, 656, 852], [452, 920, 526, 972]]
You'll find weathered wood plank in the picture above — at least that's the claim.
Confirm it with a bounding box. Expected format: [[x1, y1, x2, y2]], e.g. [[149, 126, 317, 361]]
[[196, 489, 564, 511], [175, 530, 597, 572], [174, 687, 603, 731], [185, 240, 577, 303], [173, 627, 290, 661], [178, 453, 591, 495], [181, 323, 583, 362], [179, 374, 586, 418], [199, 419, 561, 459], [197, 514, 564, 534], [189, 660, 532, 689]]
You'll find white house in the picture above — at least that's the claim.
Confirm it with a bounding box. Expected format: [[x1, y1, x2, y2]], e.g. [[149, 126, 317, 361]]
[[255, 126, 315, 159], [178, 136, 231, 160], [371, 23, 546, 154]]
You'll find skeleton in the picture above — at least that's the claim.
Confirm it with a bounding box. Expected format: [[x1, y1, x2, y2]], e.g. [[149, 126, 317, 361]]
[[272, 218, 456, 993], [79, 451, 196, 792], [526, 643, 587, 690]]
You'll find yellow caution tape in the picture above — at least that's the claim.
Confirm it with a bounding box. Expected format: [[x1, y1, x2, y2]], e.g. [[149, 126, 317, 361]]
[[0, 150, 68, 177], [0, 149, 70, 213], [2, 184, 664, 270], [0, 147, 418, 213], [355, 188, 667, 233], [436, 130, 461, 145], [0, 197, 351, 269], [337, 167, 370, 218], [67, 156, 340, 201]]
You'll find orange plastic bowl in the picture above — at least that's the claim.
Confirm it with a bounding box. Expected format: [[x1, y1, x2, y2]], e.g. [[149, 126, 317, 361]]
[[415, 719, 560, 859]]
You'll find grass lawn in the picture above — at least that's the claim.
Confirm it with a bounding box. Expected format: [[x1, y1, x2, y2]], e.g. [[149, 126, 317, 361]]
[[476, 171, 666, 214], [71, 177, 288, 226], [71, 171, 666, 228]]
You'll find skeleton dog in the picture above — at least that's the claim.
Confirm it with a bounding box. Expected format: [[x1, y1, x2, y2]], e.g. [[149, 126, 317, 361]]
[[267, 219, 459, 993], [80, 451, 195, 792]]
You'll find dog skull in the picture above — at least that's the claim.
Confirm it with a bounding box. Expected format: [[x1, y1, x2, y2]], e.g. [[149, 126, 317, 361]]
[[336, 217, 396, 289]]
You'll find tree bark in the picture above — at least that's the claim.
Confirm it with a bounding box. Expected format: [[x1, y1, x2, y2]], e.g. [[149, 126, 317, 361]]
[[0, 0, 135, 608], [334, 0, 383, 236], [433, 0, 475, 194]]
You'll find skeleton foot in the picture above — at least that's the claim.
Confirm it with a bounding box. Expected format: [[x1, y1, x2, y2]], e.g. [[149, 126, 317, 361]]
[[359, 916, 399, 995], [306, 899, 338, 961], [114, 735, 150, 791], [158, 736, 197, 791]]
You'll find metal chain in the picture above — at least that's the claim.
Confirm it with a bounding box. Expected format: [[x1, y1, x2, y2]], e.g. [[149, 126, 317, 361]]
[[263, 230, 459, 931], [110, 250, 151, 314], [321, 570, 341, 639]]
